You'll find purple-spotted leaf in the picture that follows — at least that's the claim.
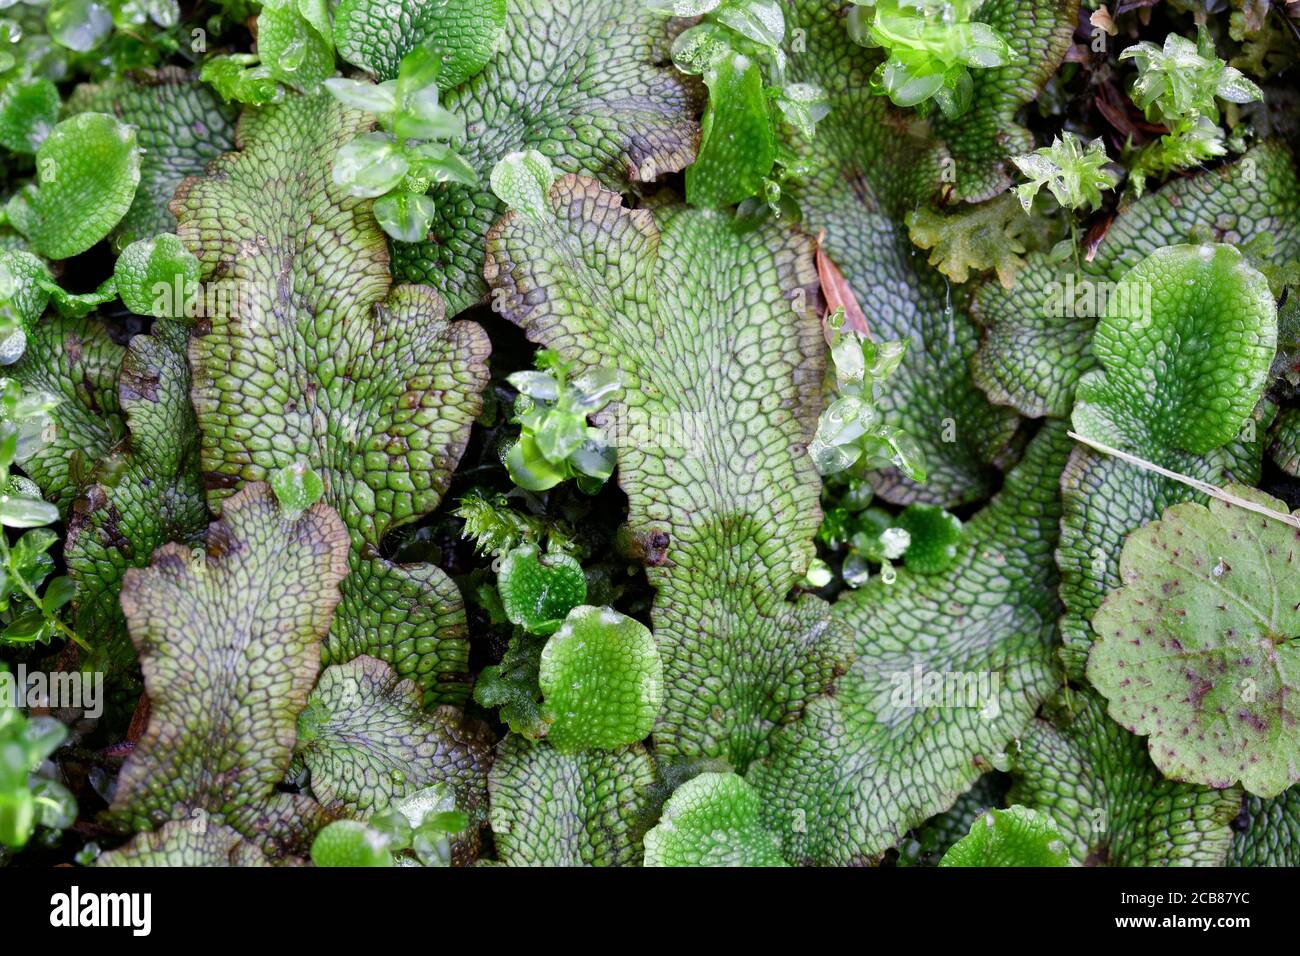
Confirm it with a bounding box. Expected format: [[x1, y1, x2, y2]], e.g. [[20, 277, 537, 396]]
[[1089, 486, 1300, 797]]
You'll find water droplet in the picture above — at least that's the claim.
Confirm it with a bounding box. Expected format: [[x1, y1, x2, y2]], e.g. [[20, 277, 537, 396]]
[[46, 0, 112, 53]]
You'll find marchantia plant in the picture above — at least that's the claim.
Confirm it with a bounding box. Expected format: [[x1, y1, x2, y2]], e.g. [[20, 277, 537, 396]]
[[0, 0, 1299, 879]]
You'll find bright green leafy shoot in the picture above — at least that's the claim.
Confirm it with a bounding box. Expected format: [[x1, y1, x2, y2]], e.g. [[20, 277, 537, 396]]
[[1120, 27, 1263, 196], [938, 806, 1072, 867], [643, 772, 787, 867], [326, 41, 477, 242], [650, 0, 828, 210], [846, 0, 1017, 119], [310, 784, 469, 867], [1012, 133, 1118, 272], [538, 605, 663, 753], [497, 544, 586, 636], [0, 379, 83, 651], [505, 349, 621, 494], [808, 310, 925, 485], [44, 0, 183, 72], [199, 0, 333, 105], [1012, 133, 1118, 215], [383, 784, 471, 867], [454, 490, 577, 559], [816, 478, 912, 588], [0, 691, 75, 849], [270, 459, 326, 519]]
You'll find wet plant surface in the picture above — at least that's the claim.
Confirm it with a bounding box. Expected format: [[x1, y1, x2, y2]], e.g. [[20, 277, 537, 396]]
[[1, 0, 1299, 869]]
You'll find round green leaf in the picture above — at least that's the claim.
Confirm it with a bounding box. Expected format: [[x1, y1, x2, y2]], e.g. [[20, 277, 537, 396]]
[[539, 604, 662, 753], [112, 233, 200, 318], [643, 772, 787, 867], [310, 820, 395, 867], [939, 806, 1072, 867], [1089, 486, 1300, 797], [497, 544, 585, 635], [9, 113, 141, 260]]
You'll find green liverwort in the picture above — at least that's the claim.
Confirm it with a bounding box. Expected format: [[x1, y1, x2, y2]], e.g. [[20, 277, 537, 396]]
[[847, 0, 1016, 119], [505, 350, 620, 494], [650, 0, 828, 210], [326, 40, 477, 242], [808, 309, 925, 484], [1120, 27, 1263, 195], [310, 785, 468, 867]]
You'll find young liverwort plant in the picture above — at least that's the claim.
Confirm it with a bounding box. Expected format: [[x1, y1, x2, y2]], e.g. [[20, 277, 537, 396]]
[[846, 0, 1017, 119], [1119, 27, 1263, 195], [504, 349, 621, 494], [326, 40, 477, 242], [808, 309, 925, 487], [648, 0, 829, 211], [1011, 132, 1118, 273]]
